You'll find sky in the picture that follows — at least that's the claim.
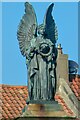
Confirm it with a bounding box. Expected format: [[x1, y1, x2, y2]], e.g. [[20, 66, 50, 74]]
[[0, 2, 2, 85], [1, 2, 78, 85]]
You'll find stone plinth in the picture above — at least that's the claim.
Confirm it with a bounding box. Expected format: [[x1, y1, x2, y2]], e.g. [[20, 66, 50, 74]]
[[21, 102, 67, 117]]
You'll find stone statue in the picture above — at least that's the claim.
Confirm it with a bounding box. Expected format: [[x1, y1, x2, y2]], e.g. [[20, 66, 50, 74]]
[[17, 2, 58, 102]]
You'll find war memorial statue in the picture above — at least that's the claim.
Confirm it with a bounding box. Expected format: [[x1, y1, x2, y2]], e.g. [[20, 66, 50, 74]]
[[16, 3, 80, 119], [17, 2, 58, 102]]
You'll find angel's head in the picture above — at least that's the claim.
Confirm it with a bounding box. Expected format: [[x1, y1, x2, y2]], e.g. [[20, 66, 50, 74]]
[[38, 24, 45, 36]]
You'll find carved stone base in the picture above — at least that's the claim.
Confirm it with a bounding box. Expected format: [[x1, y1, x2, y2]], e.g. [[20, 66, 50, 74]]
[[21, 103, 67, 117]]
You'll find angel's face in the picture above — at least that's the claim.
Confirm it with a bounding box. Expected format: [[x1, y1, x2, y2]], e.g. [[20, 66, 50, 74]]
[[38, 24, 45, 35]]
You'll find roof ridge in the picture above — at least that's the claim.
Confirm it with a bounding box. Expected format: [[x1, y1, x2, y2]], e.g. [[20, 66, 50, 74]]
[[0, 84, 27, 88]]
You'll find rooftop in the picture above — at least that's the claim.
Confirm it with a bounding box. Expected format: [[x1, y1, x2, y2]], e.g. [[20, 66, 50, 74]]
[[0, 74, 80, 119]]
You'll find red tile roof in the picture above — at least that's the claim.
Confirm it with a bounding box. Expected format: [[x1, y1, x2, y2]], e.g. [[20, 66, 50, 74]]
[[0, 75, 80, 120], [70, 74, 80, 101], [0, 84, 28, 119], [55, 95, 74, 116]]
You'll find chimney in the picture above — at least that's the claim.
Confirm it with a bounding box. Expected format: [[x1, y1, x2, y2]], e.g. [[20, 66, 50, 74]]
[[56, 43, 69, 83], [57, 44, 63, 55]]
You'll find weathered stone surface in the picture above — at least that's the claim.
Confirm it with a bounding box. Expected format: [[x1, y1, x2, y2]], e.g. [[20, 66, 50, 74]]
[[56, 54, 69, 84], [56, 78, 78, 118], [18, 103, 68, 118], [16, 117, 77, 120]]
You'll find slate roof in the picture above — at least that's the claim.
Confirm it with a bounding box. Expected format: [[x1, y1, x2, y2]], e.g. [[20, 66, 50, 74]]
[[0, 74, 80, 119]]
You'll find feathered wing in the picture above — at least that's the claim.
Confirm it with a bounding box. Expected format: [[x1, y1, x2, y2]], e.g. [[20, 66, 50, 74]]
[[17, 2, 37, 57], [44, 3, 58, 44]]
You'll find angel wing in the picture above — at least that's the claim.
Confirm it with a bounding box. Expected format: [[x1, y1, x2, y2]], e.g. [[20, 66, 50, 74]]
[[17, 2, 37, 57], [44, 3, 58, 44]]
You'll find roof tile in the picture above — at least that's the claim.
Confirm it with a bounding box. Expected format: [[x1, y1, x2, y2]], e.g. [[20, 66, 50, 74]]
[[1, 80, 80, 119], [1, 84, 28, 119], [70, 74, 80, 100], [55, 94, 74, 116]]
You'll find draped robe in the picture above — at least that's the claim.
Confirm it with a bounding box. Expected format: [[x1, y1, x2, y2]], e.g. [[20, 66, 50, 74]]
[[27, 37, 56, 101]]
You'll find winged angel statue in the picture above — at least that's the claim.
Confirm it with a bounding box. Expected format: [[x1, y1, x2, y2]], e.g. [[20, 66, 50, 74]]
[[17, 2, 58, 101]]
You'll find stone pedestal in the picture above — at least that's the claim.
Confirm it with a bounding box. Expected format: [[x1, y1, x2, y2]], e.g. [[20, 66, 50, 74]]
[[21, 101, 67, 117]]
